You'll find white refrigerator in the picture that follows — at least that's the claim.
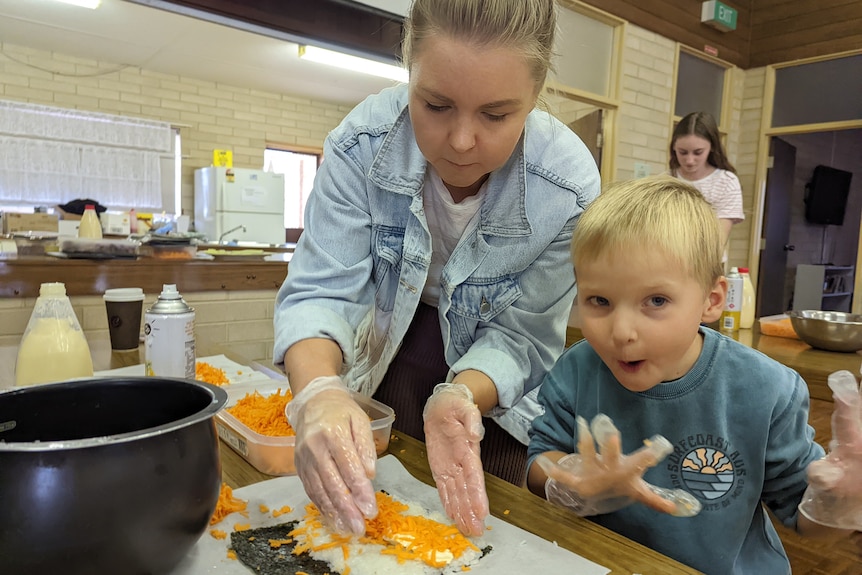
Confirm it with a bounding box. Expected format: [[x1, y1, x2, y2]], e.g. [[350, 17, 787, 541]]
[[194, 167, 286, 244]]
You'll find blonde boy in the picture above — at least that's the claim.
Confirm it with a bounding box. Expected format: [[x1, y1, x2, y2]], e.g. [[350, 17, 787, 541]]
[[526, 176, 859, 574]]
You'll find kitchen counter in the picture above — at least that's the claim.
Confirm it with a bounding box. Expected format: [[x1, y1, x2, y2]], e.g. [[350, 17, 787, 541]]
[[0, 342, 702, 575], [566, 325, 861, 402], [0, 254, 291, 298]]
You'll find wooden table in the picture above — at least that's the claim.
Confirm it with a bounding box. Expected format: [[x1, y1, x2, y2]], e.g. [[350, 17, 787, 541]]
[[567, 325, 861, 402], [0, 340, 702, 575]]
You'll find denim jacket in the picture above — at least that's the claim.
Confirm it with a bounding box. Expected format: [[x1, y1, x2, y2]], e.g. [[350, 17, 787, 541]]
[[274, 85, 600, 444]]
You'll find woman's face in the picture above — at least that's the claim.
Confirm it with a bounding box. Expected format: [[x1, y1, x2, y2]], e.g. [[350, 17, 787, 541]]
[[408, 35, 537, 198], [673, 134, 713, 180]]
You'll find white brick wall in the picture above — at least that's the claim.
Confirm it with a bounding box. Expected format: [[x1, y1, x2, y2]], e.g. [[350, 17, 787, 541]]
[[0, 41, 353, 219], [616, 25, 676, 181]]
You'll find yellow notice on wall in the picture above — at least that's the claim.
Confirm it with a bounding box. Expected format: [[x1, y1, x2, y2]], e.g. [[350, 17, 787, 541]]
[[213, 149, 233, 167]]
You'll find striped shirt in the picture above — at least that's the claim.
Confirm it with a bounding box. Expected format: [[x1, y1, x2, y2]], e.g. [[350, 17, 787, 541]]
[[674, 168, 745, 223]]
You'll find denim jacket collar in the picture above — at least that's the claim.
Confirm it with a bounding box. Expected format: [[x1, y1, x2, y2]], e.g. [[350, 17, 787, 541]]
[[368, 104, 531, 238]]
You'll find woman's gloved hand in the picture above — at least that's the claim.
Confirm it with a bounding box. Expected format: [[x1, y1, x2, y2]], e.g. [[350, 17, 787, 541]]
[[537, 414, 701, 517], [799, 369, 862, 530], [423, 383, 489, 537], [285, 375, 378, 535]]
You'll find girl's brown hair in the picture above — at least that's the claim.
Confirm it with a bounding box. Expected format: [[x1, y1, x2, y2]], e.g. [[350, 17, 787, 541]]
[[669, 112, 736, 174]]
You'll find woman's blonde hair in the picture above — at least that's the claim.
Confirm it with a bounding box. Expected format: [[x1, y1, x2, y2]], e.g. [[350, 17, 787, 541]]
[[572, 176, 724, 291], [402, 0, 557, 91]]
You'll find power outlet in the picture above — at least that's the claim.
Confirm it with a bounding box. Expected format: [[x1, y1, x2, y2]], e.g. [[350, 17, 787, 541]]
[[634, 162, 651, 179]]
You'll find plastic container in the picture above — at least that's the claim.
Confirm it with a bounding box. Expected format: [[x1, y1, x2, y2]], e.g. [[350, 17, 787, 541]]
[[15, 282, 94, 386], [215, 382, 395, 476], [78, 204, 103, 239], [739, 267, 756, 329], [720, 267, 743, 332], [758, 314, 799, 339]]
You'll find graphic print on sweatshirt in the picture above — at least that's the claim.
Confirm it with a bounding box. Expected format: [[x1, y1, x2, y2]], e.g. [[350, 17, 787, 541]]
[[665, 433, 746, 512]]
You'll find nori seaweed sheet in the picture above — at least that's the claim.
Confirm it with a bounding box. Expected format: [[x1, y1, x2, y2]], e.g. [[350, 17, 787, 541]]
[[230, 521, 334, 575], [229, 521, 494, 575]]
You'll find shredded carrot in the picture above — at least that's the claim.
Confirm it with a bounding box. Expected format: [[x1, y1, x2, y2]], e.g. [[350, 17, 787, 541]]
[[272, 505, 293, 517], [209, 529, 227, 540], [503, 509, 510, 515], [259, 504, 270, 513], [234, 523, 251, 532], [268, 538, 293, 548], [227, 388, 296, 436], [226, 549, 237, 560], [760, 317, 799, 339], [210, 483, 249, 525], [291, 492, 479, 569], [196, 361, 229, 385]]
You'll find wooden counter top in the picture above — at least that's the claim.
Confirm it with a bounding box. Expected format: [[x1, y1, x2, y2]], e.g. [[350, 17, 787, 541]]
[[566, 325, 861, 402], [0, 254, 290, 298]]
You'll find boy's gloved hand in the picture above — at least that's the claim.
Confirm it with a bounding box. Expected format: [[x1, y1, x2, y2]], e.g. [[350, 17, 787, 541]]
[[285, 375, 378, 535], [799, 369, 862, 530], [423, 383, 489, 537], [537, 414, 702, 517]]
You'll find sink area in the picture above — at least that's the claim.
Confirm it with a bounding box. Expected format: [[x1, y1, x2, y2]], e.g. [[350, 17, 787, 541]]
[[196, 241, 295, 253]]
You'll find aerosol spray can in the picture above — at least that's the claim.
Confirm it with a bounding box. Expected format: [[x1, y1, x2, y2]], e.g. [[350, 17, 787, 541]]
[[720, 267, 743, 333], [144, 284, 196, 378]]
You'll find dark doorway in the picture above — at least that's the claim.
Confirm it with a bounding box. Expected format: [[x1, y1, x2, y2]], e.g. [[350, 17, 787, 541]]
[[757, 137, 796, 316]]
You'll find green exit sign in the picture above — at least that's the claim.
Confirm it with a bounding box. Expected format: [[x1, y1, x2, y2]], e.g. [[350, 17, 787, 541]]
[[701, 0, 737, 32]]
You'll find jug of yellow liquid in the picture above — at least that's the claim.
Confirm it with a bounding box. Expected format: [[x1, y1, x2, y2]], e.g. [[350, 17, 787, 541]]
[[15, 282, 94, 386]]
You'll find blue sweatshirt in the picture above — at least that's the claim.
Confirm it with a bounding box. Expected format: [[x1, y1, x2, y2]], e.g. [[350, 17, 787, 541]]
[[528, 327, 824, 575]]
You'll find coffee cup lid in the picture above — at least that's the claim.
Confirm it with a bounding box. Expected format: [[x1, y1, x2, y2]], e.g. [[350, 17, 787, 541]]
[[104, 287, 145, 302]]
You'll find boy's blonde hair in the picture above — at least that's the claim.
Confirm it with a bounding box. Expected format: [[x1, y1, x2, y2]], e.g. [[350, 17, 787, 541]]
[[402, 0, 557, 92], [571, 176, 724, 291]]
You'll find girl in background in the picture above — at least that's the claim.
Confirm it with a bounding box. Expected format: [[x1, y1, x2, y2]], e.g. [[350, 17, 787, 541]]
[[669, 111, 744, 252]]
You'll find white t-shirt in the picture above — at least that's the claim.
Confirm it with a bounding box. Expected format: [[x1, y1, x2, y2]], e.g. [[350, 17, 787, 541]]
[[420, 167, 485, 306], [674, 168, 745, 223]]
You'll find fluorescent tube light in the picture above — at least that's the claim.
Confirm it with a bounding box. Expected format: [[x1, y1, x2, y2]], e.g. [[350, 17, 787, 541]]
[[299, 45, 408, 83], [55, 0, 101, 8]]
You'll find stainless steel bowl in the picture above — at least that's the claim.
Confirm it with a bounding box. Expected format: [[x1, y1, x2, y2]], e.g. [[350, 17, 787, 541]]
[[788, 310, 862, 353], [0, 377, 227, 575]]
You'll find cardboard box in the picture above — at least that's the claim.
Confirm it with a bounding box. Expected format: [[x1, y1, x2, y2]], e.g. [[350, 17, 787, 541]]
[[2, 213, 59, 234], [100, 212, 131, 236]]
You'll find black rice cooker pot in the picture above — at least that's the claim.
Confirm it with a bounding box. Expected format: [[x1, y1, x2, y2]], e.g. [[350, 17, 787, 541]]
[[0, 377, 227, 575]]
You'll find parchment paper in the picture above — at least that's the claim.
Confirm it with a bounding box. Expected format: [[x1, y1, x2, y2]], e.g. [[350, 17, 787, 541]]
[[170, 455, 610, 574], [94, 354, 277, 387]]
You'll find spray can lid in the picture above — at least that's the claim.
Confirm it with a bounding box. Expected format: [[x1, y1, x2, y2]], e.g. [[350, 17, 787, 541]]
[[159, 284, 182, 299], [147, 284, 193, 314]]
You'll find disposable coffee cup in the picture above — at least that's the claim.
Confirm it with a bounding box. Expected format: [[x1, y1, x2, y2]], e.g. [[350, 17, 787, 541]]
[[103, 288, 145, 351]]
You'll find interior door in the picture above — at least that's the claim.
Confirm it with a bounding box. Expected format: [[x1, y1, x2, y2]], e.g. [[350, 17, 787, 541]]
[[568, 109, 603, 171], [757, 137, 796, 316]]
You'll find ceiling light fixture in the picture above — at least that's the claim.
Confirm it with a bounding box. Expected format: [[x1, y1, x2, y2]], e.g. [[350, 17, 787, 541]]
[[54, 0, 102, 8], [298, 45, 408, 83]]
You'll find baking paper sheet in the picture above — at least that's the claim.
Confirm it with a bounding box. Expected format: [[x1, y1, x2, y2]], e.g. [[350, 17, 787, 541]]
[[93, 354, 279, 388], [170, 455, 610, 575]]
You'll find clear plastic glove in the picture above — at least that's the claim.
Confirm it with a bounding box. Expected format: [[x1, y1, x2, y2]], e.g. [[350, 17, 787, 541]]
[[423, 383, 489, 537], [799, 369, 862, 530], [537, 414, 702, 517], [285, 375, 377, 535]]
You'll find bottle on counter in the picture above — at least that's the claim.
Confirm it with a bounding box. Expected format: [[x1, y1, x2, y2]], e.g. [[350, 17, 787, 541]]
[[78, 204, 103, 239], [144, 284, 196, 378], [15, 282, 94, 386], [739, 267, 756, 329], [129, 208, 138, 234], [720, 267, 743, 333]]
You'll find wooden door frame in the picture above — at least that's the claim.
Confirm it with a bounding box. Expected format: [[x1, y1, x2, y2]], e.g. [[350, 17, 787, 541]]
[[747, 50, 862, 314]]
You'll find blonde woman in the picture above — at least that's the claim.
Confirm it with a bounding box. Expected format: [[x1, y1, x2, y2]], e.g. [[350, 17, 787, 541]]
[[275, 0, 600, 537]]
